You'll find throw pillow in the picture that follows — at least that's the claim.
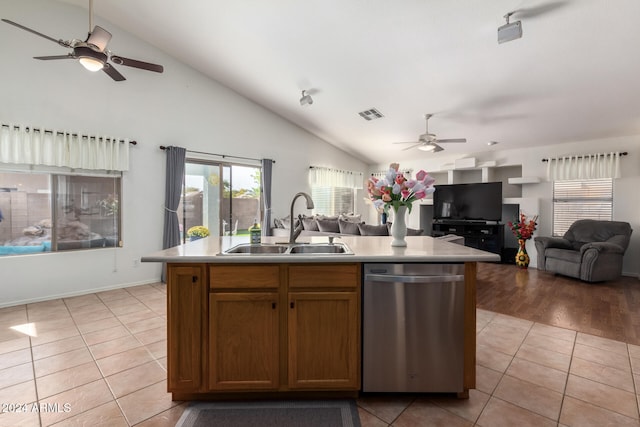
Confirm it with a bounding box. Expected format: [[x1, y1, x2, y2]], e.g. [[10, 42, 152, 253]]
[[316, 214, 339, 221], [278, 215, 299, 230], [339, 213, 362, 223], [358, 223, 389, 236], [316, 218, 340, 233], [301, 215, 319, 231], [338, 218, 361, 235]]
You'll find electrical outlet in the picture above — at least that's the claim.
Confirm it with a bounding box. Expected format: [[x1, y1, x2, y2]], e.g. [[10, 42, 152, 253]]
[[132, 258, 139, 268]]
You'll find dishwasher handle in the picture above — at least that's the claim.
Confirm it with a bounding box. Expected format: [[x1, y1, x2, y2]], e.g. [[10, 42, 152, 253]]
[[364, 273, 465, 284]]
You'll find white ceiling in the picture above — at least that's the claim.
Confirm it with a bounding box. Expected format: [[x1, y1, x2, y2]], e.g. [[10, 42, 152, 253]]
[[47, 1, 640, 163]]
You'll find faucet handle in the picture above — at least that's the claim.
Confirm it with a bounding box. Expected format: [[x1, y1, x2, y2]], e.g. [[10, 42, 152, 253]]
[[328, 235, 339, 244]]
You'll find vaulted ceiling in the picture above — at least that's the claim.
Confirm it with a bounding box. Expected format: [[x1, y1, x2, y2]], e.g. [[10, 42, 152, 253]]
[[31, 1, 640, 163]]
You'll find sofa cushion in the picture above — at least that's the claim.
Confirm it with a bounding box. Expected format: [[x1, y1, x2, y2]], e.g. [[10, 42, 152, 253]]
[[275, 215, 299, 230], [386, 222, 424, 236], [339, 213, 362, 223], [316, 218, 340, 233], [301, 216, 319, 231], [338, 218, 361, 235], [546, 248, 582, 263], [358, 223, 388, 236]]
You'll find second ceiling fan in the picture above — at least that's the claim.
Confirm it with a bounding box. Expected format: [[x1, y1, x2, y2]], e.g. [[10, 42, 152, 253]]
[[394, 114, 466, 152]]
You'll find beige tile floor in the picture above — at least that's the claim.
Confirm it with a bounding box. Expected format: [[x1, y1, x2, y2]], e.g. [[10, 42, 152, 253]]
[[1, 283, 640, 426]]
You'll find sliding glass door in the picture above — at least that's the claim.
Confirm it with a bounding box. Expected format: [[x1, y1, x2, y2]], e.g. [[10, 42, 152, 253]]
[[178, 160, 261, 242]]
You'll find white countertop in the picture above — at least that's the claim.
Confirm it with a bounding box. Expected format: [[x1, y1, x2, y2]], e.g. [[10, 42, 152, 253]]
[[141, 235, 501, 263]]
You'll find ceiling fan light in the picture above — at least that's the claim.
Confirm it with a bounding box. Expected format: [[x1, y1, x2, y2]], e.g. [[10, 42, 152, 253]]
[[417, 143, 436, 152], [79, 56, 104, 71]]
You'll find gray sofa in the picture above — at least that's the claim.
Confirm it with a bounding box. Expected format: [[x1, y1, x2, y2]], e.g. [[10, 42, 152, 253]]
[[271, 214, 423, 237], [534, 219, 632, 282]]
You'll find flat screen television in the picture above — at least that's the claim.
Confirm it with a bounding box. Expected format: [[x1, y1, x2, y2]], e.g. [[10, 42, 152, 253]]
[[433, 182, 503, 222]]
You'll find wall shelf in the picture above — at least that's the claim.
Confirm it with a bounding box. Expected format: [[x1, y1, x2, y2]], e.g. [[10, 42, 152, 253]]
[[508, 176, 541, 184]]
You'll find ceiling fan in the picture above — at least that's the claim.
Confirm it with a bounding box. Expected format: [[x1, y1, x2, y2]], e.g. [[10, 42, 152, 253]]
[[1, 0, 163, 81], [393, 114, 466, 152]]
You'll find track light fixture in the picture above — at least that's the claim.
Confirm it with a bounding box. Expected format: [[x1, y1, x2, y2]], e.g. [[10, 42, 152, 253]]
[[498, 12, 522, 44], [300, 90, 313, 106]]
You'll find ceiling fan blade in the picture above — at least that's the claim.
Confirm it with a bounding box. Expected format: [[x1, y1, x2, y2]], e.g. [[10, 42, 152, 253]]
[[111, 55, 164, 73], [436, 138, 467, 143], [1, 19, 71, 48], [86, 26, 111, 52], [402, 142, 424, 151], [432, 143, 444, 153], [34, 54, 75, 60], [392, 141, 419, 145], [103, 63, 126, 81]]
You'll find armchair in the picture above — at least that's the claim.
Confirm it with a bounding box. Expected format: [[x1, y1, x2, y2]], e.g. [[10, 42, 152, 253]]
[[534, 219, 632, 282]]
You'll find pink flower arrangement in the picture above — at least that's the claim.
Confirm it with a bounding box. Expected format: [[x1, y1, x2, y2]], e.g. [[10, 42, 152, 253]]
[[367, 163, 436, 213]]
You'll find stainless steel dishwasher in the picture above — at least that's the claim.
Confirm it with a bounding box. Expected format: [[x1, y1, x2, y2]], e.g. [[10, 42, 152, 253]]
[[362, 263, 465, 393]]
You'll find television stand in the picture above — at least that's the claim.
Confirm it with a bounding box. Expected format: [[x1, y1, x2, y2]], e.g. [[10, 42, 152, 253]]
[[432, 221, 503, 255]]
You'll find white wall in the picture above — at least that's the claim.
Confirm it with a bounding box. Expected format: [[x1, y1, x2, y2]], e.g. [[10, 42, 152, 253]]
[[0, 0, 368, 307], [370, 135, 640, 277]]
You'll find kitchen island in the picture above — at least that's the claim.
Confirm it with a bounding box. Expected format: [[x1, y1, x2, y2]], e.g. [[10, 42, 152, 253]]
[[142, 235, 500, 400]]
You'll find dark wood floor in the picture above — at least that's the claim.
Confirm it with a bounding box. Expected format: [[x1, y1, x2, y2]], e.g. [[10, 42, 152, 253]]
[[476, 262, 640, 346]]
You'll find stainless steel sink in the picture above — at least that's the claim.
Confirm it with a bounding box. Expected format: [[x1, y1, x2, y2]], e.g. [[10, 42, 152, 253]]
[[288, 243, 350, 254], [220, 242, 353, 255], [222, 244, 289, 254]]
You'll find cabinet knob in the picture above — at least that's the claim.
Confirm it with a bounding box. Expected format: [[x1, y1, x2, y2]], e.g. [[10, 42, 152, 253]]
[[290, 301, 295, 309], [192, 276, 197, 283], [272, 302, 276, 310]]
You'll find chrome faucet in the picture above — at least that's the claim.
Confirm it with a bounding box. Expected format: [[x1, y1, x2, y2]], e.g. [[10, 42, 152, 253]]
[[289, 192, 314, 243]]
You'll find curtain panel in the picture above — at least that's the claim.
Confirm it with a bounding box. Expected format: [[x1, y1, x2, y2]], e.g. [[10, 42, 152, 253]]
[[546, 152, 621, 181], [0, 124, 129, 171], [261, 159, 274, 236], [309, 166, 364, 189]]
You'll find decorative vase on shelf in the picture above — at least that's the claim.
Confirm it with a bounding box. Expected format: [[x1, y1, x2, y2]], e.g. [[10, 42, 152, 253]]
[[516, 239, 530, 268], [390, 205, 408, 247]]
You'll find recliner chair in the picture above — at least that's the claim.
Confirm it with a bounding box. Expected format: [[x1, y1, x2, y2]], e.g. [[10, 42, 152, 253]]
[[534, 219, 632, 282]]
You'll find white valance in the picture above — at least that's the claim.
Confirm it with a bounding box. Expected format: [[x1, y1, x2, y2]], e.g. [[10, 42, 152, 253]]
[[309, 166, 364, 189], [0, 124, 129, 171], [546, 152, 621, 181]]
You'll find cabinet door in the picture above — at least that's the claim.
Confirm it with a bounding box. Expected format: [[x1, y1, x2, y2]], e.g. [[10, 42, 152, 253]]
[[209, 292, 280, 390], [288, 291, 360, 390], [167, 264, 207, 392]]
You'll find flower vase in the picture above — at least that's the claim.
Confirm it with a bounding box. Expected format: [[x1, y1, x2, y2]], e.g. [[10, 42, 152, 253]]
[[515, 239, 530, 268], [390, 205, 408, 247]]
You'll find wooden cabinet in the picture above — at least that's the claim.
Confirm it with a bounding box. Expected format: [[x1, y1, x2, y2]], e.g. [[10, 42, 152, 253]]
[[209, 292, 280, 390], [288, 291, 359, 389], [205, 263, 360, 394], [167, 264, 207, 392], [287, 264, 360, 390]]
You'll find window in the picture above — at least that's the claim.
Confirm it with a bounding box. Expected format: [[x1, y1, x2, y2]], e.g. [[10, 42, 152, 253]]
[[311, 187, 355, 216], [0, 171, 121, 255], [553, 178, 613, 236], [308, 167, 363, 216], [178, 160, 262, 241]]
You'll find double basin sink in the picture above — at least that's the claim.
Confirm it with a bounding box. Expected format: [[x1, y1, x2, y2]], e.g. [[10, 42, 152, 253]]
[[220, 242, 353, 256]]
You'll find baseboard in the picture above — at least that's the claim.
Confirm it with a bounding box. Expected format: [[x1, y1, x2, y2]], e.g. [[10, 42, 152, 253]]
[[0, 279, 162, 309]]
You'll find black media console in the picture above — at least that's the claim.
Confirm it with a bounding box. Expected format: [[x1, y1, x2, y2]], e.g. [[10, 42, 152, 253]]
[[432, 221, 504, 256]]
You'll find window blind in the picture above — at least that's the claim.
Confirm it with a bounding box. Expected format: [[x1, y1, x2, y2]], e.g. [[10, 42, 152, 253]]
[[553, 179, 613, 236], [311, 187, 354, 216]]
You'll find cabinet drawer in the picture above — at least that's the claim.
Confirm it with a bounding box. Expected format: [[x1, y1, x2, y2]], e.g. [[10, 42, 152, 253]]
[[210, 265, 280, 290], [288, 264, 359, 289]]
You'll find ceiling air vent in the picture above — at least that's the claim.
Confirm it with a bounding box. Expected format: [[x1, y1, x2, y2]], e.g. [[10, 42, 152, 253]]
[[358, 108, 384, 121]]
